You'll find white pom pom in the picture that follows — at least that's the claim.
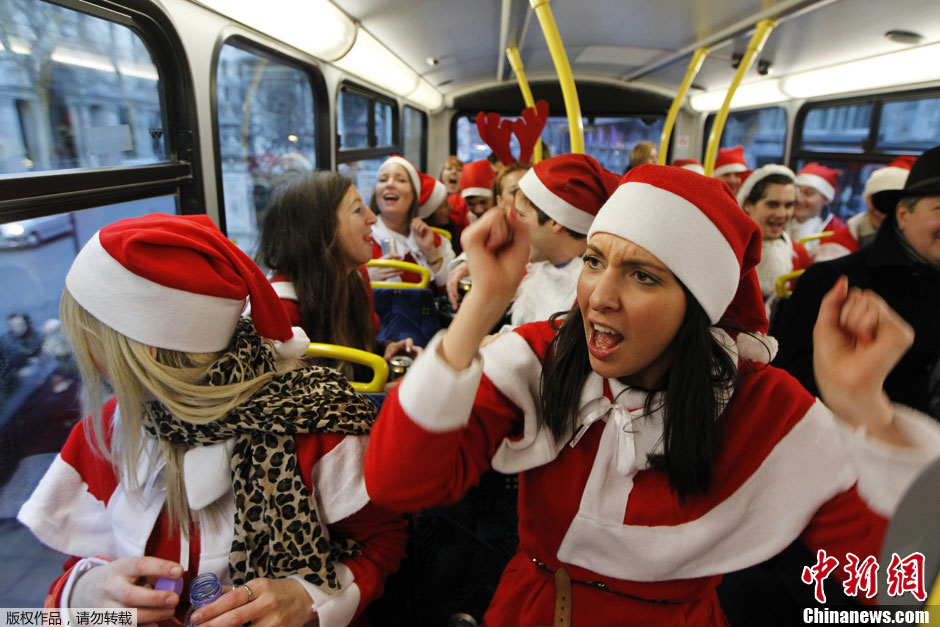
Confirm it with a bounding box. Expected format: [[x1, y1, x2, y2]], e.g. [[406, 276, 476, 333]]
[[736, 332, 778, 364], [272, 326, 310, 361]]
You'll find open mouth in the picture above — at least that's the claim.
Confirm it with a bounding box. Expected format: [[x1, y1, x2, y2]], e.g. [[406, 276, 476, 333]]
[[588, 322, 624, 358]]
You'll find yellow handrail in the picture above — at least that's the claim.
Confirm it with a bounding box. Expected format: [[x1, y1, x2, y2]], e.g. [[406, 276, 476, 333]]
[[658, 47, 709, 165], [366, 259, 431, 290], [775, 269, 805, 298], [797, 231, 834, 247], [430, 226, 452, 242], [506, 45, 543, 163], [703, 19, 777, 176], [306, 343, 389, 394], [530, 0, 584, 154]]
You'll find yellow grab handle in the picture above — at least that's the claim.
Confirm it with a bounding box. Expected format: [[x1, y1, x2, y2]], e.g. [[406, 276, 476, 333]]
[[775, 269, 805, 298], [506, 45, 543, 162], [530, 0, 583, 154], [366, 259, 431, 290], [306, 343, 389, 394], [797, 231, 835, 247], [430, 226, 452, 242], [659, 47, 709, 165], [704, 19, 777, 176]]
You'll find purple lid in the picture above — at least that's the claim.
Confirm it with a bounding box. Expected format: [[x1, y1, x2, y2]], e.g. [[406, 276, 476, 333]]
[[155, 577, 183, 595]]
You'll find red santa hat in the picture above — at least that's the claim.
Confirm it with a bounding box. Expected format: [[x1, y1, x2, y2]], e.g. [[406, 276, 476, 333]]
[[863, 155, 916, 200], [517, 154, 621, 235], [460, 160, 495, 199], [65, 213, 307, 357], [381, 155, 421, 197], [713, 146, 748, 177], [795, 162, 840, 202], [736, 164, 796, 207], [590, 165, 767, 340], [672, 158, 705, 175], [417, 172, 447, 219]]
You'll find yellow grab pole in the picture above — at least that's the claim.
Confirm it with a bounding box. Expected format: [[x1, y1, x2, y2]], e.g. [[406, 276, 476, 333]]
[[506, 45, 543, 162], [703, 18, 776, 176], [529, 0, 584, 154], [658, 47, 709, 165]]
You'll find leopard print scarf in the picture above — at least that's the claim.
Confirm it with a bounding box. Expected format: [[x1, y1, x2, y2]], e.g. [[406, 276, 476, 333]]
[[143, 318, 376, 591]]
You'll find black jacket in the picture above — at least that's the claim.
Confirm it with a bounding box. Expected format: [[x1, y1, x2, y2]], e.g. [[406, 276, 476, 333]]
[[773, 223, 940, 419]]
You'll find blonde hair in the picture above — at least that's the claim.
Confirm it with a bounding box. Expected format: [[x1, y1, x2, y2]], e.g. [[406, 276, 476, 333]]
[[60, 289, 279, 534]]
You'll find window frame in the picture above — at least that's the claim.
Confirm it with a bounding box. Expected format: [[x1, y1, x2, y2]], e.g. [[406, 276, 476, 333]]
[[402, 104, 428, 172], [209, 34, 330, 237], [791, 87, 940, 169], [0, 0, 204, 221], [335, 81, 400, 166], [702, 105, 789, 166]]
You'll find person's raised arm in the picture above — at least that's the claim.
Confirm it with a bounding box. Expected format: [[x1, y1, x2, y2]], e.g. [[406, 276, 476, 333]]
[[439, 208, 530, 371], [813, 276, 914, 445]]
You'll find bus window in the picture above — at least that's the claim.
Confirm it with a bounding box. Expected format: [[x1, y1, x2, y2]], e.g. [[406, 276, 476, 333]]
[[402, 105, 427, 171], [455, 114, 663, 174], [0, 0, 165, 175], [336, 84, 400, 196], [800, 103, 873, 154], [216, 41, 320, 258], [0, 197, 177, 608], [704, 107, 787, 167], [876, 96, 940, 153]]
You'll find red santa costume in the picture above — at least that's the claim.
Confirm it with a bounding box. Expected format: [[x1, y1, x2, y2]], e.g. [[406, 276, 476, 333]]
[[737, 164, 813, 301], [790, 163, 848, 250], [363, 167, 940, 626], [509, 154, 620, 326], [369, 156, 456, 287], [18, 214, 406, 626], [271, 267, 380, 336]]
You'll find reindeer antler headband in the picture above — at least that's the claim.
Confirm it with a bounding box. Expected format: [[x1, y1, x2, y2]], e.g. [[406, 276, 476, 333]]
[[476, 100, 549, 166]]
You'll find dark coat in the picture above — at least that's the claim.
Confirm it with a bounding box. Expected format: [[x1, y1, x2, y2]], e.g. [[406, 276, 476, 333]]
[[773, 222, 940, 419]]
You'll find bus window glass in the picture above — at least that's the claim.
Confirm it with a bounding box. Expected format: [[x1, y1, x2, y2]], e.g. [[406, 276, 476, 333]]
[[338, 89, 369, 149], [402, 106, 426, 169], [0, 0, 165, 175], [374, 101, 394, 148], [0, 197, 176, 607], [216, 43, 318, 258], [338, 157, 386, 203], [703, 107, 787, 167], [876, 97, 940, 152], [792, 158, 884, 222], [456, 115, 663, 174], [800, 103, 873, 154]]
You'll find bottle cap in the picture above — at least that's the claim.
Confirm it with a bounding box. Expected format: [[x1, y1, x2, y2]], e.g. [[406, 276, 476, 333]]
[[155, 577, 183, 596]]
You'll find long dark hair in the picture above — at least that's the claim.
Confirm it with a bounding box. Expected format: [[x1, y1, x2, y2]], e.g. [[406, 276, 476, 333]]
[[539, 287, 737, 500], [256, 171, 375, 356]]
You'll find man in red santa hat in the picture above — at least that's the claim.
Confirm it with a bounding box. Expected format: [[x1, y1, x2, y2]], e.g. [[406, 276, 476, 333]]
[[737, 164, 811, 304], [711, 145, 749, 195], [788, 162, 847, 245]]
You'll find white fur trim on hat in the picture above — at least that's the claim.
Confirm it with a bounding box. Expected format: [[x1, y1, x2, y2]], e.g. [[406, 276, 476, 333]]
[[419, 180, 448, 219], [795, 172, 835, 202], [737, 164, 796, 207], [681, 163, 706, 175], [863, 166, 909, 199], [65, 232, 243, 352], [517, 168, 593, 234], [589, 182, 740, 324], [461, 187, 492, 199], [383, 156, 420, 196], [713, 162, 747, 177]]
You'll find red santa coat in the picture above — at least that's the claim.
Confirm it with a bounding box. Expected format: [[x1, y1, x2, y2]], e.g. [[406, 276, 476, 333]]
[[364, 322, 940, 626], [271, 269, 381, 336], [19, 399, 407, 627], [813, 227, 861, 263], [757, 233, 812, 301]]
